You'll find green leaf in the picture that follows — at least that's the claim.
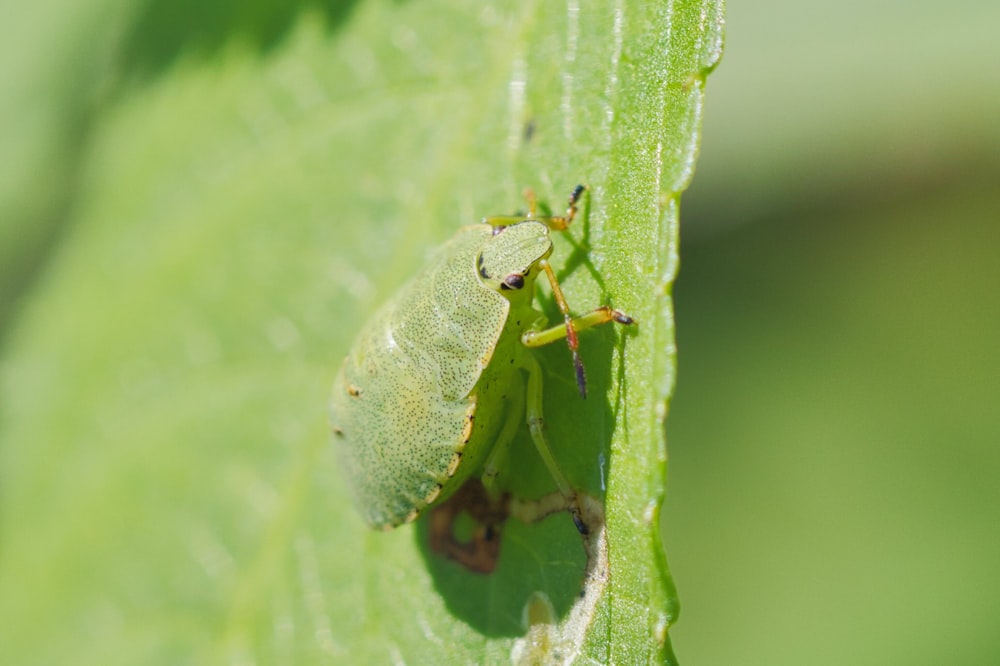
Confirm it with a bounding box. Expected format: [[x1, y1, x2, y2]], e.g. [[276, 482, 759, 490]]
[[0, 0, 723, 663]]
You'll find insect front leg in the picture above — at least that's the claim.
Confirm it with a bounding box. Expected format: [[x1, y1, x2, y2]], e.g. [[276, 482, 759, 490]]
[[482, 184, 587, 232], [521, 305, 633, 348]]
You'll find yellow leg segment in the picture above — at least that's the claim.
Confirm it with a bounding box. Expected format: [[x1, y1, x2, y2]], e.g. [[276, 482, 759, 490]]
[[482, 184, 587, 232]]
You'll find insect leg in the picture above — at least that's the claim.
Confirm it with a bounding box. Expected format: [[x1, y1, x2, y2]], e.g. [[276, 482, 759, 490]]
[[481, 184, 587, 231], [481, 214, 533, 228], [522, 306, 633, 347], [521, 353, 589, 535], [521, 260, 633, 397], [522, 184, 587, 231], [481, 382, 525, 499]]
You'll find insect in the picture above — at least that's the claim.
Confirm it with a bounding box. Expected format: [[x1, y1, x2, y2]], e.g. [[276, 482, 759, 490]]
[[329, 185, 633, 534]]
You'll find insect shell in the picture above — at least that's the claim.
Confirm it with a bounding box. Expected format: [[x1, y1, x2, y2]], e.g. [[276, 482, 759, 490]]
[[329, 186, 632, 531]]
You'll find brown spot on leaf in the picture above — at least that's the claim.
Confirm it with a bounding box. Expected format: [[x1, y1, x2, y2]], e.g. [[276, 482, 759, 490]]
[[428, 479, 509, 575]]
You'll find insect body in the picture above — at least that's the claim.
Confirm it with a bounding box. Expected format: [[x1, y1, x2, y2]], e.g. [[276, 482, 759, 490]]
[[330, 186, 632, 532]]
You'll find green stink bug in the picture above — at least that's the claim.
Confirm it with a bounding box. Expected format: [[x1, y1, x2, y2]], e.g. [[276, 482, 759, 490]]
[[329, 186, 632, 534]]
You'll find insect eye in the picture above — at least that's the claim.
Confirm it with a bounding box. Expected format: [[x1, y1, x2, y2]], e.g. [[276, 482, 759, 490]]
[[501, 273, 525, 290]]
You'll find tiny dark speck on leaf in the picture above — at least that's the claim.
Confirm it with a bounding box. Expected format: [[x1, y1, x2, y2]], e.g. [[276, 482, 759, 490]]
[[523, 118, 536, 142]]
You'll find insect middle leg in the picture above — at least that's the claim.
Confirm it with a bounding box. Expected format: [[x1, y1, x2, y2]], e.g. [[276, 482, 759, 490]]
[[522, 259, 633, 397], [519, 353, 590, 535]]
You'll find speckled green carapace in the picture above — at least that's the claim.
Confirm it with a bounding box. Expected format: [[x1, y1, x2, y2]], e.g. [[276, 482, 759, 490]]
[[329, 186, 633, 532]]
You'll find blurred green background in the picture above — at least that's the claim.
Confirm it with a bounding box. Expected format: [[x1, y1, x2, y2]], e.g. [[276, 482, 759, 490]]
[[664, 1, 1000, 664], [3, 0, 999, 663]]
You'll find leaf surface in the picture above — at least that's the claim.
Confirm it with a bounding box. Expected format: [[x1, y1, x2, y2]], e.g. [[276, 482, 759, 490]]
[[0, 1, 723, 662]]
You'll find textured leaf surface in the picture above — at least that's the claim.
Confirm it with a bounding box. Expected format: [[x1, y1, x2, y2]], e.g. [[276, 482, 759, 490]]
[[0, 1, 723, 662]]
